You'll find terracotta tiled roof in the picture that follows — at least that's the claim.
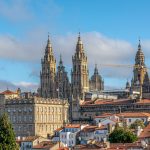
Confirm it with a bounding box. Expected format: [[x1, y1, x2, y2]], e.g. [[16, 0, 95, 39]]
[[81, 99, 133, 106], [116, 112, 150, 118], [95, 125, 107, 130], [65, 124, 81, 128], [57, 147, 69, 150], [1, 89, 17, 95], [33, 141, 56, 149], [55, 127, 64, 132], [139, 123, 150, 138], [137, 99, 150, 103], [95, 112, 150, 119], [94, 113, 113, 118], [109, 142, 143, 150], [82, 98, 150, 107], [81, 126, 97, 132], [82, 100, 95, 105], [16, 136, 39, 142], [74, 144, 102, 149]]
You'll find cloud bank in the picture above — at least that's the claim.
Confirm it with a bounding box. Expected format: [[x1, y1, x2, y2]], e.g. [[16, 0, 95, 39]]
[[0, 31, 150, 90], [0, 80, 38, 92]]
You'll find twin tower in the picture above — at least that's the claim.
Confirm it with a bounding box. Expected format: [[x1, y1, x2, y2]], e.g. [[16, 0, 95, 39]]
[[39, 33, 104, 100]]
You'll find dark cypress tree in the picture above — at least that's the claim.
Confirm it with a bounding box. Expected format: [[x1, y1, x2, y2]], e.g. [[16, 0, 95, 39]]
[[0, 113, 19, 150]]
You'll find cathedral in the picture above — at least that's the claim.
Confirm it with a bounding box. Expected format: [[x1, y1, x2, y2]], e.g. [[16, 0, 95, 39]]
[[39, 33, 104, 100], [40, 35, 71, 99], [131, 40, 150, 95], [39, 34, 150, 122]]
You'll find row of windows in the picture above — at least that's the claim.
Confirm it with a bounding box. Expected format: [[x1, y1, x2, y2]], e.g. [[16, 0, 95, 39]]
[[37, 107, 62, 113], [61, 134, 75, 139], [14, 125, 33, 132], [64, 128, 78, 133], [37, 124, 60, 132], [7, 107, 32, 113], [9, 116, 33, 123], [36, 114, 62, 122]]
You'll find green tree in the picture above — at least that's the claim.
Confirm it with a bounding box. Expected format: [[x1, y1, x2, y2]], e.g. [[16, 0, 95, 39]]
[[130, 120, 145, 129], [0, 113, 19, 150], [109, 127, 137, 143]]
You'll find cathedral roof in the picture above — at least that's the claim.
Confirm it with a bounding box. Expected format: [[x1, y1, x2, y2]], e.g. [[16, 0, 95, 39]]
[[81, 98, 150, 107], [1, 89, 17, 95], [91, 64, 103, 81]]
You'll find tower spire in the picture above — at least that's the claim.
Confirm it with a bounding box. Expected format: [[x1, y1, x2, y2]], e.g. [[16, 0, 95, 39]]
[[47, 32, 50, 43], [45, 33, 52, 55], [94, 64, 98, 74], [77, 32, 83, 45], [59, 54, 63, 66], [72, 32, 89, 99], [138, 37, 141, 50], [78, 32, 81, 40], [76, 32, 84, 53]]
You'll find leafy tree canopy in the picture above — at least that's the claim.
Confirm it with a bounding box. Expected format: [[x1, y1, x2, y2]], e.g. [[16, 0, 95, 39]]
[[130, 119, 145, 129], [0, 113, 19, 150], [109, 127, 137, 143]]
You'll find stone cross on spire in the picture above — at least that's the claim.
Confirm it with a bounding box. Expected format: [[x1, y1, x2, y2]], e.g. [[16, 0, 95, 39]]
[[138, 37, 141, 50]]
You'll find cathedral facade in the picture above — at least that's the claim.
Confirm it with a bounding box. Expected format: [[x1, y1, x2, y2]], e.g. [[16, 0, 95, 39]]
[[71, 33, 89, 100], [40, 35, 71, 99], [40, 35, 56, 98], [40, 33, 104, 101]]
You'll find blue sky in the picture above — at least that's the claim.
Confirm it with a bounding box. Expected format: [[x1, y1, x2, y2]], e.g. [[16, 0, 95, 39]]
[[0, 0, 150, 91]]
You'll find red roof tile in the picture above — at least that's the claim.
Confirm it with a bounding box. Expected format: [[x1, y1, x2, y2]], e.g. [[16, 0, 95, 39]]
[[1, 90, 17, 95], [81, 126, 97, 132], [139, 123, 150, 138], [117, 112, 150, 118], [65, 124, 81, 128], [33, 141, 57, 149]]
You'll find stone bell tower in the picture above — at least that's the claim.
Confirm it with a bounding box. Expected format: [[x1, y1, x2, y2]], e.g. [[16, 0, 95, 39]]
[[40, 35, 56, 98], [71, 33, 89, 100], [132, 40, 149, 93], [55, 55, 70, 99]]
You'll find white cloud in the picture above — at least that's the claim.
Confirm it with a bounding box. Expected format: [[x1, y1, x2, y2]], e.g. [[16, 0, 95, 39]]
[[53, 32, 135, 79], [0, 31, 136, 64], [0, 80, 38, 92], [0, 31, 150, 85], [0, 0, 32, 22], [0, 0, 61, 24], [13, 81, 39, 91]]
